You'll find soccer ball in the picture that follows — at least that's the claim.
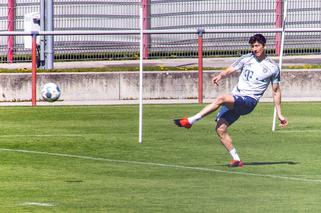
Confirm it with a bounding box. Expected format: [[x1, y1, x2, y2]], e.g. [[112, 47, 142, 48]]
[[41, 83, 61, 102]]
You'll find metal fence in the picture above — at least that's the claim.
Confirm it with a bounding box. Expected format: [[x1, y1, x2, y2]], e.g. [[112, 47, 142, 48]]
[[0, 0, 320, 62]]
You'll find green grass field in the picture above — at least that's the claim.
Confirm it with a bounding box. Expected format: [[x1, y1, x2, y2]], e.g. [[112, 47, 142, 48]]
[[1, 102, 321, 212]]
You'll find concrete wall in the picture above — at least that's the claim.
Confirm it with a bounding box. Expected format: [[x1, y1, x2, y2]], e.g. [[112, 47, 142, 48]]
[[0, 70, 321, 103]]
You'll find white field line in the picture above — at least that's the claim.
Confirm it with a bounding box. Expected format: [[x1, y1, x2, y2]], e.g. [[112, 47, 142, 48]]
[[277, 129, 321, 133], [0, 134, 101, 138], [0, 148, 320, 184], [21, 202, 54, 207]]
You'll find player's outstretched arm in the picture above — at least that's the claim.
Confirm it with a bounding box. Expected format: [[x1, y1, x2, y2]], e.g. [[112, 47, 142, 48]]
[[272, 83, 288, 128], [212, 66, 236, 86]]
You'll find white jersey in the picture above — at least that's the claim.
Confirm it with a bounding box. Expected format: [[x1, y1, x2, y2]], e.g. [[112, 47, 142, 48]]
[[231, 53, 280, 101]]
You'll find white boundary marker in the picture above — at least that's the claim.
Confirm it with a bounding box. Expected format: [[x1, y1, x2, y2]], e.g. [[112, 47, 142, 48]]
[[277, 129, 321, 133], [21, 202, 54, 207], [139, 5, 144, 144], [272, 0, 288, 131], [0, 133, 106, 138], [0, 148, 320, 184], [0, 134, 84, 138]]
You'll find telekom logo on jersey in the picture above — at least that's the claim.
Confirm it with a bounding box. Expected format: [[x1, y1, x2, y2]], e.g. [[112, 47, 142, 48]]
[[244, 69, 254, 81]]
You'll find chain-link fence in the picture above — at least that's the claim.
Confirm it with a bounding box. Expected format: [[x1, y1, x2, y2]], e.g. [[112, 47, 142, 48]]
[[0, 0, 320, 62]]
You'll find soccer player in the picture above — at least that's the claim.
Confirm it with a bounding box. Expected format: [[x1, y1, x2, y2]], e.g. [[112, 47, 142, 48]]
[[174, 34, 288, 167]]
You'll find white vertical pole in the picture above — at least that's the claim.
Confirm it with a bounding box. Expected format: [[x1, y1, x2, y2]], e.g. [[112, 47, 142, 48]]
[[272, 0, 287, 131], [45, 0, 54, 69], [272, 106, 277, 131], [139, 5, 144, 143]]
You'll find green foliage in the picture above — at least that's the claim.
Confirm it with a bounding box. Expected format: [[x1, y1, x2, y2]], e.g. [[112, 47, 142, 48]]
[[0, 103, 321, 212], [0, 64, 320, 74], [286, 64, 321, 69], [0, 66, 223, 73]]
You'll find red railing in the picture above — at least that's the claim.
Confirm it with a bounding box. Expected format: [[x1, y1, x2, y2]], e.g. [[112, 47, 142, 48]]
[[7, 0, 15, 63], [197, 29, 204, 104], [31, 33, 37, 106]]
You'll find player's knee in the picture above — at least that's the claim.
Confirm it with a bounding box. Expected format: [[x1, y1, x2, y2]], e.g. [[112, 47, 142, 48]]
[[216, 125, 227, 138], [214, 95, 226, 105]]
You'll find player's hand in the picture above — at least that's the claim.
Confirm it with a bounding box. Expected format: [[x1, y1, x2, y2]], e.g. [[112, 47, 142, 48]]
[[212, 74, 221, 86], [279, 116, 288, 128]]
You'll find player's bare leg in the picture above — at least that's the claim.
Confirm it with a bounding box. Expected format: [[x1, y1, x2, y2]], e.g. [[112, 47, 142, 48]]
[[198, 95, 234, 117], [216, 118, 243, 167], [216, 118, 234, 151], [174, 95, 234, 128]]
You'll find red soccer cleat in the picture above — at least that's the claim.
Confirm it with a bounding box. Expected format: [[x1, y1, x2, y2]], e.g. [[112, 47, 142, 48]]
[[228, 160, 244, 167], [174, 118, 192, 129]]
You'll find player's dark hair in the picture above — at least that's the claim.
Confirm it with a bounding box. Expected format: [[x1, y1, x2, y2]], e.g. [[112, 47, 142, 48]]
[[249, 34, 266, 45]]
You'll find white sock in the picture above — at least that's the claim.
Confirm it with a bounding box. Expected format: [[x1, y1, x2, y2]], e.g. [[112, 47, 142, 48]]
[[188, 114, 202, 124], [229, 148, 240, 161]]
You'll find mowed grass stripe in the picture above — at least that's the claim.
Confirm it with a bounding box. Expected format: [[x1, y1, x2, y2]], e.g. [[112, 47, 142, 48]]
[[0, 103, 320, 212], [1, 147, 321, 184]]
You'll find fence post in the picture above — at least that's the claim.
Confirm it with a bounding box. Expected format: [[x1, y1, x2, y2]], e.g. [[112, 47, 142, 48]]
[[197, 29, 205, 104], [142, 0, 150, 59], [45, 0, 54, 69], [275, 0, 282, 56], [31, 32, 38, 106], [7, 0, 15, 63]]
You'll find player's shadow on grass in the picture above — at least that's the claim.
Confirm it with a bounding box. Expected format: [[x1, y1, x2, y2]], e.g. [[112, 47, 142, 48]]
[[243, 161, 298, 166]]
